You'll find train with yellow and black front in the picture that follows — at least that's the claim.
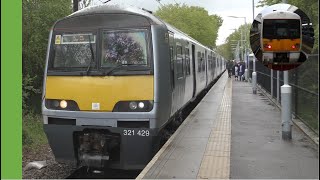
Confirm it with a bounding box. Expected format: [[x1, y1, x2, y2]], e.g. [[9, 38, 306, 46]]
[[261, 10, 302, 65], [42, 5, 226, 170]]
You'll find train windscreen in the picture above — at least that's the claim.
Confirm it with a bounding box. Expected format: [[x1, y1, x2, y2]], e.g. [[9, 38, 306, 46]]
[[101, 30, 149, 67], [262, 19, 300, 39], [51, 33, 97, 69]]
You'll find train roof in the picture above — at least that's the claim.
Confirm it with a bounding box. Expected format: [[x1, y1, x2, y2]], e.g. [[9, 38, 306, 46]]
[[67, 4, 213, 51], [68, 4, 164, 25], [262, 10, 300, 20]]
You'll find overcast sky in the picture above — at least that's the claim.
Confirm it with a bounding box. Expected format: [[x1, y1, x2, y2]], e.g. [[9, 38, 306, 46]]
[[89, 0, 265, 45]]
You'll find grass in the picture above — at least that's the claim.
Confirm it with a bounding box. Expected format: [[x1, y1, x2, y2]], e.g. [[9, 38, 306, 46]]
[[22, 113, 48, 148]]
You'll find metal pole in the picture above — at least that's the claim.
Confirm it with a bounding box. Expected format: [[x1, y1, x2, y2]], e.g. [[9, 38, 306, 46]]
[[271, 69, 273, 97], [252, 0, 257, 94], [252, 57, 257, 94], [240, 30, 243, 62], [73, 0, 79, 12], [281, 71, 292, 140], [280, 0, 291, 141], [244, 18, 248, 81], [252, 0, 254, 20], [277, 71, 280, 102]]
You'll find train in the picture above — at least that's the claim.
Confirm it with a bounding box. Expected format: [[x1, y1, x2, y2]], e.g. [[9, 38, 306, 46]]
[[261, 10, 302, 65], [42, 5, 226, 170]]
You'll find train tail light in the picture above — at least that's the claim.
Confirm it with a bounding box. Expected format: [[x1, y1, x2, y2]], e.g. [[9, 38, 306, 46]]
[[293, 43, 300, 49], [263, 44, 272, 49]]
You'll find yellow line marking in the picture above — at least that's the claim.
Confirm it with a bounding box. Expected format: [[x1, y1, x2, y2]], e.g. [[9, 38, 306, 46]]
[[197, 78, 232, 179]]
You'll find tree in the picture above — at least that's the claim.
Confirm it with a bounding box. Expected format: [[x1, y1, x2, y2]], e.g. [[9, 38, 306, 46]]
[[23, 0, 72, 113], [217, 24, 252, 60], [155, 3, 223, 48]]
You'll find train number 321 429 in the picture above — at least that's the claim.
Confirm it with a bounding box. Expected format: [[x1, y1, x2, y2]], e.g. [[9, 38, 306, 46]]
[[123, 129, 150, 136]]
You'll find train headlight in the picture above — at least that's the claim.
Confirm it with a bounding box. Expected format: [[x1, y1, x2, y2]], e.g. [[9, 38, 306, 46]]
[[53, 100, 60, 107], [45, 99, 80, 111], [113, 100, 153, 112], [60, 100, 68, 109], [138, 102, 145, 109], [129, 102, 138, 110]]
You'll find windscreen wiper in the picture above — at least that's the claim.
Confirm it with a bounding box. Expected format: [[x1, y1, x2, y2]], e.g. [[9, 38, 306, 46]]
[[105, 63, 147, 76], [86, 35, 95, 75]]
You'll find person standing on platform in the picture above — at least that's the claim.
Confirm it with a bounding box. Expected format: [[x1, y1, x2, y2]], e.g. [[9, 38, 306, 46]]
[[239, 63, 243, 81], [227, 61, 233, 78], [234, 64, 239, 81]]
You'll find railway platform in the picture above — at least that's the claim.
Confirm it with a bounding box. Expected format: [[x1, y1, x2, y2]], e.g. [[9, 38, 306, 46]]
[[136, 72, 319, 179]]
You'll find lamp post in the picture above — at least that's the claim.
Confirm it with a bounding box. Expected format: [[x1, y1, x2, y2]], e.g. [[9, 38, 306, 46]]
[[252, 0, 257, 94], [228, 16, 248, 81], [280, 0, 292, 140]]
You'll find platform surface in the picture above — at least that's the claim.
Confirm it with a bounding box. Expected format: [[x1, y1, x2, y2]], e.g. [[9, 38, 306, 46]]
[[137, 72, 319, 179]]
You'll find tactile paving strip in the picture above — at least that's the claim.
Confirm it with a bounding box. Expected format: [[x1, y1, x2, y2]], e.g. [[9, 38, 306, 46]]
[[197, 79, 232, 179]]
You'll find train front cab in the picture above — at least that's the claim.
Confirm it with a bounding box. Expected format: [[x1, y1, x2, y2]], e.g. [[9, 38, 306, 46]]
[[42, 12, 171, 170], [261, 11, 301, 64]]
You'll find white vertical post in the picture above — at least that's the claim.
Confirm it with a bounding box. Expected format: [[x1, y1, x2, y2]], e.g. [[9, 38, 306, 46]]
[[252, 56, 257, 94], [281, 71, 292, 140], [271, 69, 273, 97], [277, 71, 280, 102]]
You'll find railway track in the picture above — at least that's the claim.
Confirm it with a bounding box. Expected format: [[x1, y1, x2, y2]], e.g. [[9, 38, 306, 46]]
[[66, 166, 141, 179], [64, 72, 224, 179]]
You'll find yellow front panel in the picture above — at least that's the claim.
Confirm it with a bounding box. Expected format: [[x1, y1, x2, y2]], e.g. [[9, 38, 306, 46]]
[[45, 76, 154, 111], [262, 38, 301, 52]]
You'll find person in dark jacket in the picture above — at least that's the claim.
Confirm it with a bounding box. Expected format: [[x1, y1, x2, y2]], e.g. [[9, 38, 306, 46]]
[[227, 61, 233, 78]]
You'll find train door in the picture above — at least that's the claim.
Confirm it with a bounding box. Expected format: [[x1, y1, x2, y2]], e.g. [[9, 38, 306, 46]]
[[205, 50, 208, 86], [169, 32, 175, 115], [191, 44, 196, 98], [175, 42, 185, 110]]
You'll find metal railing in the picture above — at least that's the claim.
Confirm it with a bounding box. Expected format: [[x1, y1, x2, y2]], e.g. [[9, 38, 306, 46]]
[[248, 55, 319, 134]]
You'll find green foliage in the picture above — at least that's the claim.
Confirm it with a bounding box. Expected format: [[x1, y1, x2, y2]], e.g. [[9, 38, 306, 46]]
[[23, 0, 72, 112], [217, 24, 252, 60], [155, 3, 223, 48], [22, 113, 47, 147], [22, 75, 41, 114], [216, 43, 232, 60]]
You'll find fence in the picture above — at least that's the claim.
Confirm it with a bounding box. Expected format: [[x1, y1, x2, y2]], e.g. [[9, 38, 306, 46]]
[[248, 54, 319, 134]]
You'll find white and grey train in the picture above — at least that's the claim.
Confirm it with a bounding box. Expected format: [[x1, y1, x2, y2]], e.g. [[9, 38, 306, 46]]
[[42, 5, 226, 170]]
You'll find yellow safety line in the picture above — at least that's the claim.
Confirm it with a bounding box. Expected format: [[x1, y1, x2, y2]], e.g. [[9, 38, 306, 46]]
[[197, 78, 232, 179]]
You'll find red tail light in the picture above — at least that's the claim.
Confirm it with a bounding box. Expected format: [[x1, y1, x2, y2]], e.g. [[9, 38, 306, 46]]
[[291, 45, 296, 49], [267, 45, 272, 49]]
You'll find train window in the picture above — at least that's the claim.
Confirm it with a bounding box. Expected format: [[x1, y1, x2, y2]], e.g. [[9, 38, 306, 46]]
[[170, 46, 174, 61], [201, 53, 205, 71], [185, 48, 190, 75], [176, 45, 184, 78], [208, 55, 212, 69], [52, 33, 97, 69], [263, 19, 300, 39], [197, 51, 201, 72], [176, 45, 183, 58], [101, 30, 148, 67]]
